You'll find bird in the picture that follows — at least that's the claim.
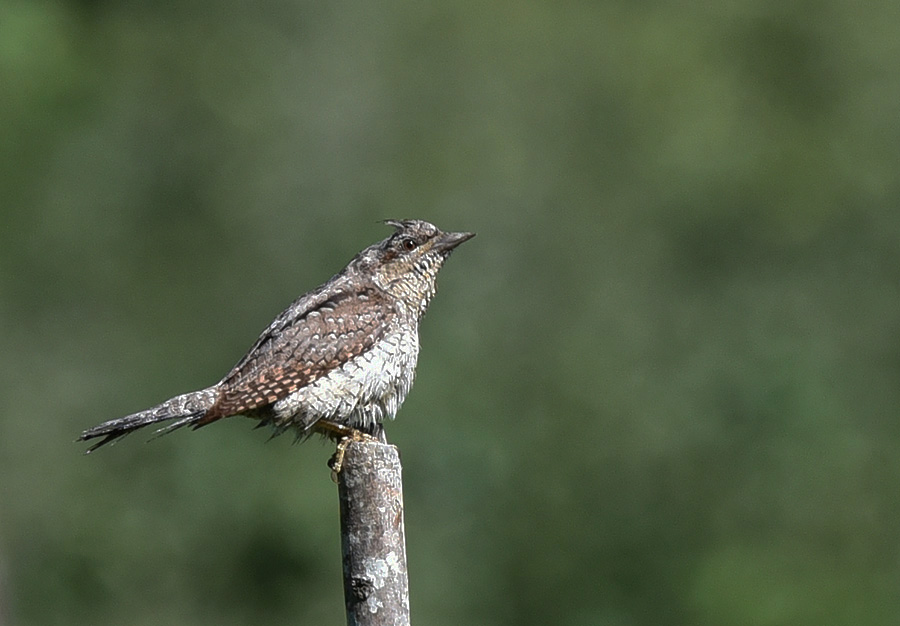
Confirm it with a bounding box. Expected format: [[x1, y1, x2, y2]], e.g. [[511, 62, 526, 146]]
[[79, 219, 474, 457]]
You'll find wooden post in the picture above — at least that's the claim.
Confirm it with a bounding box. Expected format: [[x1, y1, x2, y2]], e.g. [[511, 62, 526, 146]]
[[337, 440, 410, 626]]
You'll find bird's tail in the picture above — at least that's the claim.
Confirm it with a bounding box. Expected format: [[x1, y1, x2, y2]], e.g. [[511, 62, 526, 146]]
[[79, 387, 219, 453]]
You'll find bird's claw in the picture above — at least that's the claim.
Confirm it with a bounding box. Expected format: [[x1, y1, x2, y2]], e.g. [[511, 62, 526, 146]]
[[329, 429, 379, 482]]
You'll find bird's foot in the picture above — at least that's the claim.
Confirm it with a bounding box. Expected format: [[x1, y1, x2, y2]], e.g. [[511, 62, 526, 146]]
[[325, 425, 380, 482]]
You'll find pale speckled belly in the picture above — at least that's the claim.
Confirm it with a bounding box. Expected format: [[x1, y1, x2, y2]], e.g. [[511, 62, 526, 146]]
[[271, 326, 420, 432]]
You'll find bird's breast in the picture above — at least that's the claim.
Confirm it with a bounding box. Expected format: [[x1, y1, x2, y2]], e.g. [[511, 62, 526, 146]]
[[271, 324, 420, 432]]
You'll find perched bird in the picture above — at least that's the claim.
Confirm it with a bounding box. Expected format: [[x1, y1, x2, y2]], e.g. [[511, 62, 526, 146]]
[[79, 219, 474, 454]]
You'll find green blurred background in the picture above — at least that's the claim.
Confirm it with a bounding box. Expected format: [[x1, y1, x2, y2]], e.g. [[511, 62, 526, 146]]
[[2, 1, 899, 624]]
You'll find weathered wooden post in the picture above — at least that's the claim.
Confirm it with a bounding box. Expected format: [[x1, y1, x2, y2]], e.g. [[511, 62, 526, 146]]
[[337, 440, 410, 626]]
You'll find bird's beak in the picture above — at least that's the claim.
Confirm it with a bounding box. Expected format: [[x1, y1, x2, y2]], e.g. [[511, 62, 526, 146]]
[[435, 230, 475, 253]]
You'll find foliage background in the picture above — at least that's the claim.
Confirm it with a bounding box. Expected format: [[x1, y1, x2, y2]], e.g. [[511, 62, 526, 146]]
[[2, 1, 899, 625]]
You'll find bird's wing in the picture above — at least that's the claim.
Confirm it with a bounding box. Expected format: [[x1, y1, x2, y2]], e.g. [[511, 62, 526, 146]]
[[200, 287, 394, 422]]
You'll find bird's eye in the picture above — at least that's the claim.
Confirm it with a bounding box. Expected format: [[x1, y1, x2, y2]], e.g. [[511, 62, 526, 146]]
[[401, 238, 417, 251]]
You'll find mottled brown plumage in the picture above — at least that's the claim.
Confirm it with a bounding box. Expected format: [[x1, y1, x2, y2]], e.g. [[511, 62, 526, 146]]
[[201, 288, 393, 423], [79, 220, 474, 452]]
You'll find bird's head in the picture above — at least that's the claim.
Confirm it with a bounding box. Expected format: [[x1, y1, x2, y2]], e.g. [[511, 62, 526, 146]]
[[353, 219, 475, 315]]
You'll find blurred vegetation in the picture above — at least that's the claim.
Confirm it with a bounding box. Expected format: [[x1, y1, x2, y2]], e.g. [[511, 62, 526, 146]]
[[2, 1, 899, 625]]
